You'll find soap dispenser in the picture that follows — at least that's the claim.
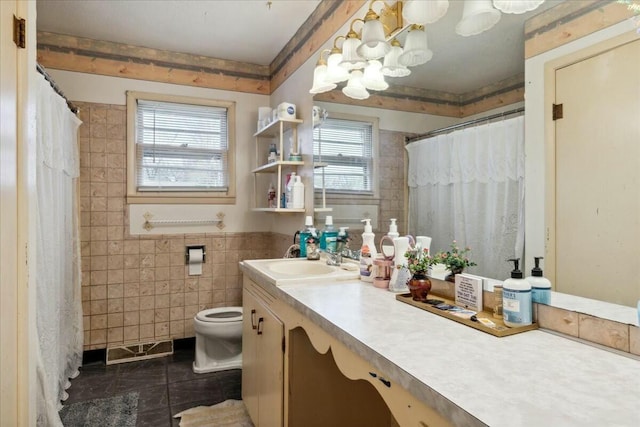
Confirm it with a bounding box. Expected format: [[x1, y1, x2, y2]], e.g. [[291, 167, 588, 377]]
[[298, 216, 314, 258], [503, 258, 532, 327], [527, 257, 551, 305], [359, 219, 377, 282], [319, 215, 338, 253]]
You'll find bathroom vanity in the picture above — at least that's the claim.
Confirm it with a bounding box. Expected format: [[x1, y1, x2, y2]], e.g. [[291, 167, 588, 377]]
[[240, 259, 640, 427]]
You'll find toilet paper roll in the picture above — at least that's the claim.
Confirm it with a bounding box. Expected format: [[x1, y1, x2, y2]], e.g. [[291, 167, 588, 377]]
[[188, 248, 204, 276]]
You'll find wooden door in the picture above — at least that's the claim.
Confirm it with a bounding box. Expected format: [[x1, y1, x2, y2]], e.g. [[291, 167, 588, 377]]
[[256, 301, 284, 427], [554, 39, 640, 306], [242, 289, 260, 424]]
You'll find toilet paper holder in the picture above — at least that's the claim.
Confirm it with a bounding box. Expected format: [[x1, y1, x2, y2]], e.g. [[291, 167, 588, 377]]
[[185, 245, 206, 264]]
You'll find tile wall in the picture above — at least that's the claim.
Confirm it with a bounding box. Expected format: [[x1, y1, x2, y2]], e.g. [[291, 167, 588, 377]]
[[76, 101, 275, 350]]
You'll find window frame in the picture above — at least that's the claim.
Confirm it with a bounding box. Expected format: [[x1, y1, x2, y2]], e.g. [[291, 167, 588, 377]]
[[313, 112, 379, 200], [126, 91, 236, 204]]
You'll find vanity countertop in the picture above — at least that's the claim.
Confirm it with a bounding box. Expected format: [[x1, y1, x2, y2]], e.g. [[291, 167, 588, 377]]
[[240, 260, 640, 427]]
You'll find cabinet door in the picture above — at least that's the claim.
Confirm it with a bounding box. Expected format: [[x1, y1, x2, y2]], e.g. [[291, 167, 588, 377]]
[[242, 290, 260, 423], [256, 304, 284, 427]]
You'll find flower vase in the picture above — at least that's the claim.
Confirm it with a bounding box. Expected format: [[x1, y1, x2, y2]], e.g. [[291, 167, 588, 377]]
[[445, 267, 463, 283], [408, 274, 432, 302]]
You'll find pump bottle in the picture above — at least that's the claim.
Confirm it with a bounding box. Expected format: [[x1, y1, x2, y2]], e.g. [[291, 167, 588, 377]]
[[319, 215, 338, 253], [503, 258, 532, 327], [359, 219, 377, 282], [526, 257, 552, 305], [298, 216, 314, 258]]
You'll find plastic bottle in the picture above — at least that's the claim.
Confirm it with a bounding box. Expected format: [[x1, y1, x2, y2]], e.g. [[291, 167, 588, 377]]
[[503, 258, 532, 327], [389, 236, 412, 292], [306, 228, 320, 260], [526, 256, 552, 305], [336, 227, 349, 255], [387, 218, 400, 240], [291, 175, 304, 209], [285, 172, 296, 208], [359, 219, 377, 282], [267, 183, 276, 208], [298, 216, 314, 258], [319, 215, 338, 253]]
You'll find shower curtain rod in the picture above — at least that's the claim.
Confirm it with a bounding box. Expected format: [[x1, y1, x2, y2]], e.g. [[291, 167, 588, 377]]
[[405, 106, 524, 144], [36, 63, 78, 114]]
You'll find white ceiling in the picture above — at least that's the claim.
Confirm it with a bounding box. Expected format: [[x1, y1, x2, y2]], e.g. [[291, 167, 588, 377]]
[[36, 0, 563, 94]]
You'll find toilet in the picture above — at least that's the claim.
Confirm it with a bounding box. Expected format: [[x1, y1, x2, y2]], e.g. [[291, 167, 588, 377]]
[[193, 307, 243, 374]]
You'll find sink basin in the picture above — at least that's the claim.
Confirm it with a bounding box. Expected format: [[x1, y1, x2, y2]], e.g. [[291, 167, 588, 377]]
[[241, 258, 361, 285], [267, 260, 335, 275]]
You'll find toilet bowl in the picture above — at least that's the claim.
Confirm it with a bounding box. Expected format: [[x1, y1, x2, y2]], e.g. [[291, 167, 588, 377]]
[[193, 307, 243, 374]]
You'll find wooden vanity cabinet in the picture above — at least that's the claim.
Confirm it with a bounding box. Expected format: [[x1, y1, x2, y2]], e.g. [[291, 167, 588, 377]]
[[242, 284, 284, 427], [242, 276, 453, 427]]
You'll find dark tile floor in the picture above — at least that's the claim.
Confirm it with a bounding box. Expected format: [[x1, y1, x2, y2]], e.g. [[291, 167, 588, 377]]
[[62, 342, 241, 426]]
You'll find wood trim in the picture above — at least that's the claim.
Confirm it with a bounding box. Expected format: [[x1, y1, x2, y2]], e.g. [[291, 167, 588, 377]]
[[37, 31, 270, 95], [270, 0, 366, 92], [524, 0, 635, 59]]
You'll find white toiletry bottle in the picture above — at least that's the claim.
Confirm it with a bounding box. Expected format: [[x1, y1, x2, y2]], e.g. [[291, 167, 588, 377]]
[[336, 227, 349, 255], [286, 172, 296, 208], [387, 218, 400, 240], [526, 256, 551, 305], [291, 175, 304, 209], [359, 219, 377, 282], [267, 183, 276, 208], [389, 236, 412, 292], [298, 216, 314, 258], [320, 215, 338, 252], [503, 258, 532, 327]]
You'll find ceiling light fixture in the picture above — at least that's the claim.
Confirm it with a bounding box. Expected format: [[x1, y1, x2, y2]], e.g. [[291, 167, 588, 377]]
[[309, 0, 545, 99]]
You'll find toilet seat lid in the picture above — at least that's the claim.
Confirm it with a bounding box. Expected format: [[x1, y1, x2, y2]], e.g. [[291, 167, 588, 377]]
[[196, 307, 243, 323]]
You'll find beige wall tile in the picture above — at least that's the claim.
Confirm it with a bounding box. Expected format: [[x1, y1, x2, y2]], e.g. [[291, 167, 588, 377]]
[[630, 326, 640, 356], [139, 309, 154, 325], [139, 324, 154, 340], [123, 282, 139, 297], [579, 314, 630, 352], [123, 311, 139, 326], [108, 327, 123, 343], [123, 325, 139, 343], [537, 305, 579, 337], [155, 322, 169, 339], [170, 320, 185, 339], [108, 313, 123, 328], [91, 314, 107, 330], [90, 329, 107, 345]]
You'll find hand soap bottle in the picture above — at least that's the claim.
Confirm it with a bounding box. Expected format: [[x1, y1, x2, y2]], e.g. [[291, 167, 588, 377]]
[[527, 257, 551, 305], [359, 219, 377, 282], [503, 258, 532, 327], [319, 215, 338, 253], [298, 216, 314, 258]]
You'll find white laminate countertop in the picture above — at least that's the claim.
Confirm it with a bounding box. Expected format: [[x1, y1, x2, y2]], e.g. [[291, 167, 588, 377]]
[[240, 260, 640, 427]]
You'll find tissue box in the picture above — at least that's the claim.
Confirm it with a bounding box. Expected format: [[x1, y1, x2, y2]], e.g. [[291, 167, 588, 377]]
[[277, 102, 296, 119]]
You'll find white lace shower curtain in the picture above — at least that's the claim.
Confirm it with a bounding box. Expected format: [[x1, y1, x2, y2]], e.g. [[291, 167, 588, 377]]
[[407, 115, 525, 280], [35, 73, 83, 426]]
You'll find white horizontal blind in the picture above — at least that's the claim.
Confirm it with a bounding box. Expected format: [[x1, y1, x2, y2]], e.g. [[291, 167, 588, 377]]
[[313, 118, 373, 194], [136, 99, 228, 191]]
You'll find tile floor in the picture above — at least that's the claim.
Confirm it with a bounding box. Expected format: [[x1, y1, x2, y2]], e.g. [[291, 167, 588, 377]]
[[62, 341, 241, 426]]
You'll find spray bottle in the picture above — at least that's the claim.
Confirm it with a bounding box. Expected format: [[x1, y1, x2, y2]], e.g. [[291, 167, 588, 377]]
[[359, 219, 377, 282], [526, 257, 552, 305], [503, 258, 532, 327]]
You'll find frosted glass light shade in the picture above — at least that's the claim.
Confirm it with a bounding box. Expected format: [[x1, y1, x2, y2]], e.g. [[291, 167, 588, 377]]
[[356, 19, 390, 60], [362, 60, 389, 91], [456, 0, 501, 37], [326, 51, 349, 84], [398, 26, 433, 67], [341, 37, 367, 70], [309, 64, 336, 94], [403, 0, 449, 25], [342, 70, 370, 100], [493, 0, 545, 14], [382, 43, 411, 77]]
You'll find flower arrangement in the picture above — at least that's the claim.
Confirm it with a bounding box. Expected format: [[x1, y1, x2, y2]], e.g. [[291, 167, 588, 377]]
[[404, 245, 433, 277], [433, 241, 477, 273]]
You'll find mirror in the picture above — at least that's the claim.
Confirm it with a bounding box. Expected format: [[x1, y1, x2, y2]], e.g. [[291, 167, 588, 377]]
[[308, 1, 639, 323]]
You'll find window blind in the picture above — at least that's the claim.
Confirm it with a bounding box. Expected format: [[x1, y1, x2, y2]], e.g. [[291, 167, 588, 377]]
[[313, 118, 373, 193], [135, 99, 228, 191]]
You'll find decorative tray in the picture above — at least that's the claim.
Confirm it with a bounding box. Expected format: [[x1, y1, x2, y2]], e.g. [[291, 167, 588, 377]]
[[395, 293, 538, 337]]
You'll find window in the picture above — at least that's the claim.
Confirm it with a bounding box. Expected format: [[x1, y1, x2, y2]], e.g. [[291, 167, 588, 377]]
[[126, 92, 235, 204], [313, 116, 377, 196]]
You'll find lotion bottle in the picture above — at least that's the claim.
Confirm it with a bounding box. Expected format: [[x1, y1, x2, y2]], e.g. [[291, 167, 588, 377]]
[[526, 256, 552, 305], [503, 258, 532, 327], [359, 219, 377, 282]]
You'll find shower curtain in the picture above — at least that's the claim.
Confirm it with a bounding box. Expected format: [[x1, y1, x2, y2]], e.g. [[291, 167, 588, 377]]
[[35, 73, 83, 426], [407, 115, 525, 280]]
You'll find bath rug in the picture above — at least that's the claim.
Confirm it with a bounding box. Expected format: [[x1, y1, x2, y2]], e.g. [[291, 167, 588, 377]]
[[59, 391, 138, 427], [174, 399, 254, 427]]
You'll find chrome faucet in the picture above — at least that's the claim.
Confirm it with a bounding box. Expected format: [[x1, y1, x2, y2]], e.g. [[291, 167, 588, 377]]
[[323, 249, 342, 266]]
